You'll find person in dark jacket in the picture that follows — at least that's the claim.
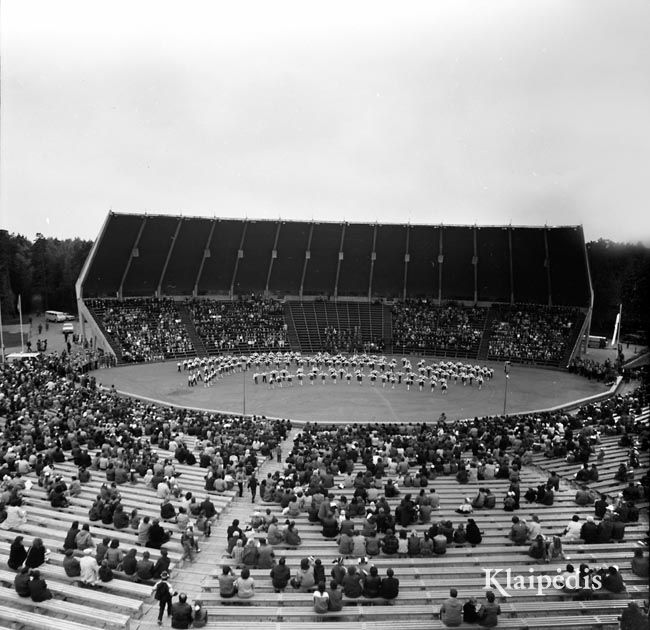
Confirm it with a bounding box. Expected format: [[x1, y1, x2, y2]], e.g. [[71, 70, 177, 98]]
[[379, 567, 399, 600], [121, 548, 138, 577], [99, 559, 114, 582], [62, 521, 80, 551], [14, 566, 31, 597], [341, 566, 363, 598], [270, 557, 291, 592], [24, 538, 47, 569], [152, 548, 171, 579], [63, 549, 81, 577], [362, 565, 382, 597], [463, 597, 481, 623], [8, 535, 27, 570], [147, 519, 171, 549], [171, 592, 193, 629], [28, 570, 53, 602], [191, 600, 208, 628], [466, 519, 483, 546], [580, 517, 599, 544], [136, 550, 155, 581]]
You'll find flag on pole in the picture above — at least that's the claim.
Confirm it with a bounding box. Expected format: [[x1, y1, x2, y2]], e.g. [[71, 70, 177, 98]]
[[18, 294, 24, 353], [504, 361, 510, 378]]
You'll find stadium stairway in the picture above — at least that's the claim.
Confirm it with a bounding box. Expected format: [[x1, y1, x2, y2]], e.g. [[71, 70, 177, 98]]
[[125, 427, 302, 630], [176, 302, 206, 357]]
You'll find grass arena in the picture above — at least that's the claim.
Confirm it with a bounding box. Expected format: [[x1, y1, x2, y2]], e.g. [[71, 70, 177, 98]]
[[98, 355, 611, 424]]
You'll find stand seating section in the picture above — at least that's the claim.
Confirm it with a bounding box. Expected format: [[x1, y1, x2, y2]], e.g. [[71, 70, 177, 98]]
[[86, 296, 585, 368], [0, 440, 237, 630], [197, 420, 649, 629]]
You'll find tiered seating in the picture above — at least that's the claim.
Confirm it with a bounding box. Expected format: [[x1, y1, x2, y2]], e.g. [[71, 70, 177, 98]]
[[0, 353, 292, 630], [86, 297, 195, 362], [285, 301, 385, 354], [391, 300, 487, 358], [486, 304, 583, 366], [189, 297, 289, 354], [532, 404, 650, 502], [199, 444, 648, 628]]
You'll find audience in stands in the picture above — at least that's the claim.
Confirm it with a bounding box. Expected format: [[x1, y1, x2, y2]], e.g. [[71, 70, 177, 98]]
[[87, 297, 194, 362], [190, 296, 287, 353], [488, 304, 580, 365], [392, 300, 485, 357]]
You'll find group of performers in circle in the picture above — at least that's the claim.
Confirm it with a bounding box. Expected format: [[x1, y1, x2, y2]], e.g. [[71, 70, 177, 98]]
[[178, 351, 494, 394]]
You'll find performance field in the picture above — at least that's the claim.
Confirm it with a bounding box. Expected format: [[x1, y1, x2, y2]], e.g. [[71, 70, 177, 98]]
[[99, 356, 609, 423]]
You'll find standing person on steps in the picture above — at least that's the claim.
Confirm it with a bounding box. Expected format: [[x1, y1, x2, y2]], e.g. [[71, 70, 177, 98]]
[[248, 474, 258, 502], [153, 571, 176, 626]]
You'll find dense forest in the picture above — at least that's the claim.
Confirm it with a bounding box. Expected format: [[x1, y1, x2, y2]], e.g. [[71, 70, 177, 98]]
[[0, 229, 648, 343]]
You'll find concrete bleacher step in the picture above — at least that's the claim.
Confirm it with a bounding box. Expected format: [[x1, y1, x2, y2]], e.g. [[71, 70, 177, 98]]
[[0, 604, 97, 630], [0, 586, 132, 630]]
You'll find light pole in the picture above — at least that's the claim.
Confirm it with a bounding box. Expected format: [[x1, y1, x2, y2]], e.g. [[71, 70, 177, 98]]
[[503, 361, 510, 416], [242, 360, 246, 417]]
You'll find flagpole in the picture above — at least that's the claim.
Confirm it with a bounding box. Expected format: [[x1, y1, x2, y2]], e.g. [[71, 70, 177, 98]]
[[0, 297, 5, 365], [18, 295, 24, 353], [503, 361, 510, 416]]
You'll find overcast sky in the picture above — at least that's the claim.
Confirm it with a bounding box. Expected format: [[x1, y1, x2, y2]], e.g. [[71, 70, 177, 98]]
[[1, 0, 649, 244]]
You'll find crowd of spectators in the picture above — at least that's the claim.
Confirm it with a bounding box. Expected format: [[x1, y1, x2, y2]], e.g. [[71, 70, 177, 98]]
[[189, 296, 288, 353], [568, 356, 619, 383], [322, 327, 385, 354], [0, 351, 291, 601], [87, 298, 194, 362], [487, 304, 580, 365], [392, 300, 485, 357]]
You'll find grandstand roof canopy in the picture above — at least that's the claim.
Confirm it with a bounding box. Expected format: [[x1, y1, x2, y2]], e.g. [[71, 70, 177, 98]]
[[78, 211, 592, 307]]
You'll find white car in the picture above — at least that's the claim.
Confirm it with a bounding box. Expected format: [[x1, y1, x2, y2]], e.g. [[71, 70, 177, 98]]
[[62, 323, 75, 334]]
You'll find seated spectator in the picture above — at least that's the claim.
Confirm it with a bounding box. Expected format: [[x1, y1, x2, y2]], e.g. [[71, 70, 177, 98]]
[[234, 567, 255, 599], [171, 592, 193, 629], [580, 516, 599, 544], [562, 515, 582, 541], [98, 559, 114, 582], [136, 550, 155, 582], [464, 597, 481, 623], [379, 567, 399, 600], [477, 590, 501, 627], [191, 600, 208, 628], [362, 565, 382, 598], [528, 535, 546, 561], [466, 519, 483, 546], [14, 566, 31, 597], [619, 601, 648, 630], [508, 516, 527, 545], [291, 557, 316, 592], [544, 536, 565, 563], [79, 548, 99, 586], [270, 557, 291, 592], [601, 565, 626, 593], [313, 582, 330, 614], [341, 565, 364, 598], [28, 569, 52, 602], [8, 535, 27, 570], [24, 538, 48, 569], [327, 580, 344, 612], [63, 549, 81, 577], [218, 565, 237, 598], [440, 588, 463, 627], [631, 549, 649, 578], [122, 548, 138, 578]]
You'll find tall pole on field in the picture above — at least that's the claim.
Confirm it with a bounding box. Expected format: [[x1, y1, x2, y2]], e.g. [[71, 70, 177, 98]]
[[18, 295, 24, 353], [503, 361, 510, 416], [242, 360, 246, 417]]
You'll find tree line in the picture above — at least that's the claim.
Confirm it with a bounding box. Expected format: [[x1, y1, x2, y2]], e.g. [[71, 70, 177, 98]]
[[0, 230, 647, 343]]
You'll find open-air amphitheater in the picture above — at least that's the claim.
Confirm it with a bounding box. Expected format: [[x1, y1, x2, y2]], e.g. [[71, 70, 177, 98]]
[[1, 212, 648, 630]]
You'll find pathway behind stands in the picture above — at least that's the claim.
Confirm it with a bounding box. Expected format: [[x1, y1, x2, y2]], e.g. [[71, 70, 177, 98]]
[[130, 429, 298, 630]]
